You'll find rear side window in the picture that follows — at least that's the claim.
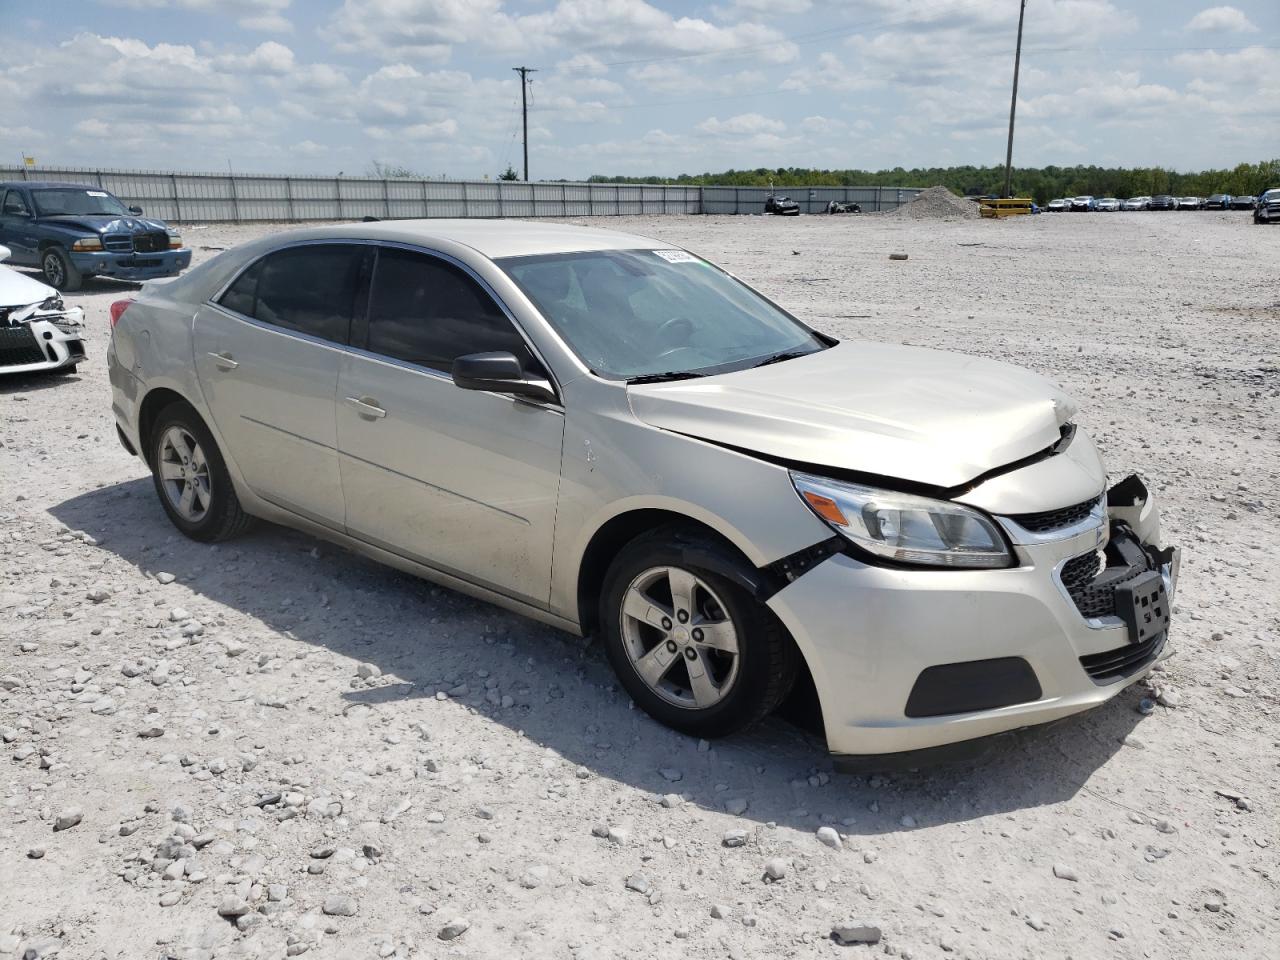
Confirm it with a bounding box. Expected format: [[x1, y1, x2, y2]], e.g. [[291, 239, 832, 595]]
[[220, 244, 366, 344], [365, 248, 530, 372]]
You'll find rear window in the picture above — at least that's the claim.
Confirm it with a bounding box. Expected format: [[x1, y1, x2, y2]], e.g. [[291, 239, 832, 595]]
[[218, 244, 366, 344]]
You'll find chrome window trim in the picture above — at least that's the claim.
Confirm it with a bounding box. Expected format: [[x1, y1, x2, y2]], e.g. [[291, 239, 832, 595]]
[[207, 237, 564, 405]]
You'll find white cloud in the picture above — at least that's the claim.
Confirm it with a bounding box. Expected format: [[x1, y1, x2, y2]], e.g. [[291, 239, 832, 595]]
[[101, 0, 293, 33], [697, 112, 786, 135], [328, 0, 797, 65], [1185, 6, 1258, 32]]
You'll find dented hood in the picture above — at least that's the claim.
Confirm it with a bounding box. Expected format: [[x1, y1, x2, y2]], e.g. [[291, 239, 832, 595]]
[[627, 341, 1077, 489], [0, 263, 57, 310]]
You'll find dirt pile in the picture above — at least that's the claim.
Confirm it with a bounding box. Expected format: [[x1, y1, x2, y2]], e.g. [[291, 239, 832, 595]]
[[882, 184, 979, 220]]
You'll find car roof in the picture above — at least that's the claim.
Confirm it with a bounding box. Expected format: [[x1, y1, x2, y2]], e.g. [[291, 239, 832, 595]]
[[274, 218, 671, 259]]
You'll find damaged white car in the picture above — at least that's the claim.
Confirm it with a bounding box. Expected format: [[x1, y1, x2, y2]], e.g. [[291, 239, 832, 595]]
[[1, 244, 86, 374]]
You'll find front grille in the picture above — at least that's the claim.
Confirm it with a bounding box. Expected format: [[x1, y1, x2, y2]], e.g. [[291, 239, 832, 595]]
[[133, 232, 168, 253], [1008, 495, 1101, 533], [103, 234, 133, 252], [1059, 550, 1116, 618], [1080, 631, 1165, 682], [0, 325, 47, 367]]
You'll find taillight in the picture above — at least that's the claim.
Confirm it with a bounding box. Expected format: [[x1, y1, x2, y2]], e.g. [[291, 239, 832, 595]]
[[109, 299, 135, 327]]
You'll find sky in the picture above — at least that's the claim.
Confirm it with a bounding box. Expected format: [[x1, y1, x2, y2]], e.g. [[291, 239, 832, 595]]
[[1, 0, 1276, 181]]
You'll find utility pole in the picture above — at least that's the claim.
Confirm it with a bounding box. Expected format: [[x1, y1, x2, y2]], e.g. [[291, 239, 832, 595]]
[[512, 66, 537, 181], [1002, 0, 1028, 199]]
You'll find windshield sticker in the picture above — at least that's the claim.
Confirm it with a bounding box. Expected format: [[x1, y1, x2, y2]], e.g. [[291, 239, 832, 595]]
[[86, 190, 109, 197], [652, 249, 699, 264]]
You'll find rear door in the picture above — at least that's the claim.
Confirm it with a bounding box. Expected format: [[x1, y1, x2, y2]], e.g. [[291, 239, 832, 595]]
[[336, 245, 565, 606], [193, 242, 369, 528]]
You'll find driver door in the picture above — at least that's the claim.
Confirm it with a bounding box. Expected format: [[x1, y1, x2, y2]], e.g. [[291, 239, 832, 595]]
[[336, 246, 564, 607]]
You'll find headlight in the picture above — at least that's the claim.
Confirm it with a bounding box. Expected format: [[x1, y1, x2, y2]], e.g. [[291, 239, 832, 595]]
[[167, 230, 183, 249], [71, 237, 103, 251], [791, 472, 1012, 569]]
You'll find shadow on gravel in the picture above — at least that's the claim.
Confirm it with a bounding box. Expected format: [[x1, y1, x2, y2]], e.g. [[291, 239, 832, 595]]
[[0, 369, 81, 395], [53, 477, 1147, 838]]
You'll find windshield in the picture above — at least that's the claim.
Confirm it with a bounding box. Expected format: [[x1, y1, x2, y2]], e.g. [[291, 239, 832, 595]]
[[32, 188, 129, 217], [498, 248, 827, 380]]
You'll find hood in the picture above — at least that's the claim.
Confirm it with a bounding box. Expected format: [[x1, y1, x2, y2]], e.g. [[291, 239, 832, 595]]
[[42, 214, 169, 234], [627, 341, 1077, 489], [0, 263, 58, 310]]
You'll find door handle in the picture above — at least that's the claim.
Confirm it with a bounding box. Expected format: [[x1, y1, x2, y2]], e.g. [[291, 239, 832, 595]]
[[208, 351, 239, 370], [345, 396, 387, 420]]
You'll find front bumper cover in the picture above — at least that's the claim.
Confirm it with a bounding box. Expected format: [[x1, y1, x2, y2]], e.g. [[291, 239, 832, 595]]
[[0, 308, 86, 374], [70, 248, 191, 280], [767, 475, 1178, 762]]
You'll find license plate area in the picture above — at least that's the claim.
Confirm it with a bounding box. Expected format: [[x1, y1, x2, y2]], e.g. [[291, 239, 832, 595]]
[[1115, 570, 1169, 644]]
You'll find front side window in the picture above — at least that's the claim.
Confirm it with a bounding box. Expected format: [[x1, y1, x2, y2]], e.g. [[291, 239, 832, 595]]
[[2, 191, 30, 216], [498, 249, 826, 380], [31, 188, 128, 217], [219, 244, 365, 344], [364, 247, 531, 373]]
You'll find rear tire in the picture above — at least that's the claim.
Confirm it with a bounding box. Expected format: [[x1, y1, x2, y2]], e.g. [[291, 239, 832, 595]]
[[599, 525, 799, 739], [149, 401, 253, 542], [41, 248, 82, 292]]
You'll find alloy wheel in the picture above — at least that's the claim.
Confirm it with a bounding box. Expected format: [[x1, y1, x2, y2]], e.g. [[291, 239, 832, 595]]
[[43, 253, 65, 288], [619, 565, 740, 710], [157, 426, 212, 522]]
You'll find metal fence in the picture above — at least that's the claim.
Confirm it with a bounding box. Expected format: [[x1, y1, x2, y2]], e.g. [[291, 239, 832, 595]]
[[0, 166, 921, 223]]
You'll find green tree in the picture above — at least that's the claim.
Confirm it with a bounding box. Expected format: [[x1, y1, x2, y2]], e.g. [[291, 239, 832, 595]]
[[499, 165, 520, 181]]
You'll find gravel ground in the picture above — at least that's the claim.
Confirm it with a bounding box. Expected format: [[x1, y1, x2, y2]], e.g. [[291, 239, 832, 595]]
[[2, 210, 1277, 960]]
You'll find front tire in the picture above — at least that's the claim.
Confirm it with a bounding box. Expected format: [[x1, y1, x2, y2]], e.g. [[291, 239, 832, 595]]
[[149, 401, 253, 542], [41, 248, 82, 292], [599, 526, 799, 739]]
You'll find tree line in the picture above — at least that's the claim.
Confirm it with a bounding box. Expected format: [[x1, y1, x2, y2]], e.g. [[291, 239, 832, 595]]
[[586, 160, 1280, 203]]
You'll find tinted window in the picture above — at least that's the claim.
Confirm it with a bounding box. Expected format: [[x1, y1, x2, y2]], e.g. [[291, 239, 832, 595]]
[[233, 245, 365, 344], [366, 248, 530, 372], [31, 188, 128, 217], [218, 259, 261, 317], [2, 191, 30, 216]]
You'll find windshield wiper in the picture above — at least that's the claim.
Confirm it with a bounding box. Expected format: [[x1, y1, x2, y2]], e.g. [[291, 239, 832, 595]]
[[750, 349, 810, 369], [626, 371, 705, 384]]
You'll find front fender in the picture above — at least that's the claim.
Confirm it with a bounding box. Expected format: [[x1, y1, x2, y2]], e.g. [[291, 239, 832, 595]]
[[548, 381, 832, 622]]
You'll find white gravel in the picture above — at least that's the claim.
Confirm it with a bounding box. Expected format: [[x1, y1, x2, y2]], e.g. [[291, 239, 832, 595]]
[[1, 211, 1276, 959]]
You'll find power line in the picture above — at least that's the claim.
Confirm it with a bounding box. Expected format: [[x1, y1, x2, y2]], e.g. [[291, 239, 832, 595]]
[[1003, 0, 1028, 199], [512, 66, 538, 181]]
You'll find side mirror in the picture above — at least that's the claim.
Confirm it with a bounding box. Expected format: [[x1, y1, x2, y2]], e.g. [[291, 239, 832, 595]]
[[452, 351, 556, 404], [128, 205, 144, 215]]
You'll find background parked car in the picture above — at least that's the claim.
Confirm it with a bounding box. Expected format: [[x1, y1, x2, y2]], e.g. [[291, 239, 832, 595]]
[[1122, 196, 1151, 210], [1149, 195, 1178, 210], [0, 243, 85, 375], [1069, 196, 1096, 211], [1230, 195, 1257, 210], [1046, 198, 1069, 212], [1203, 194, 1232, 209], [1254, 188, 1280, 223], [1177, 197, 1203, 210], [0, 181, 191, 291], [1095, 198, 1120, 211], [764, 194, 800, 216]]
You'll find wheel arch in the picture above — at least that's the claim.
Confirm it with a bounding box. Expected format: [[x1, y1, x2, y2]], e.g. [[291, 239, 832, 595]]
[[137, 387, 196, 468], [575, 505, 823, 741]]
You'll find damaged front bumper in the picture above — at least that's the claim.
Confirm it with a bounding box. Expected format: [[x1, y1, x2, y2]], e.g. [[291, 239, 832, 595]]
[[766, 474, 1179, 765], [0, 302, 86, 374]]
